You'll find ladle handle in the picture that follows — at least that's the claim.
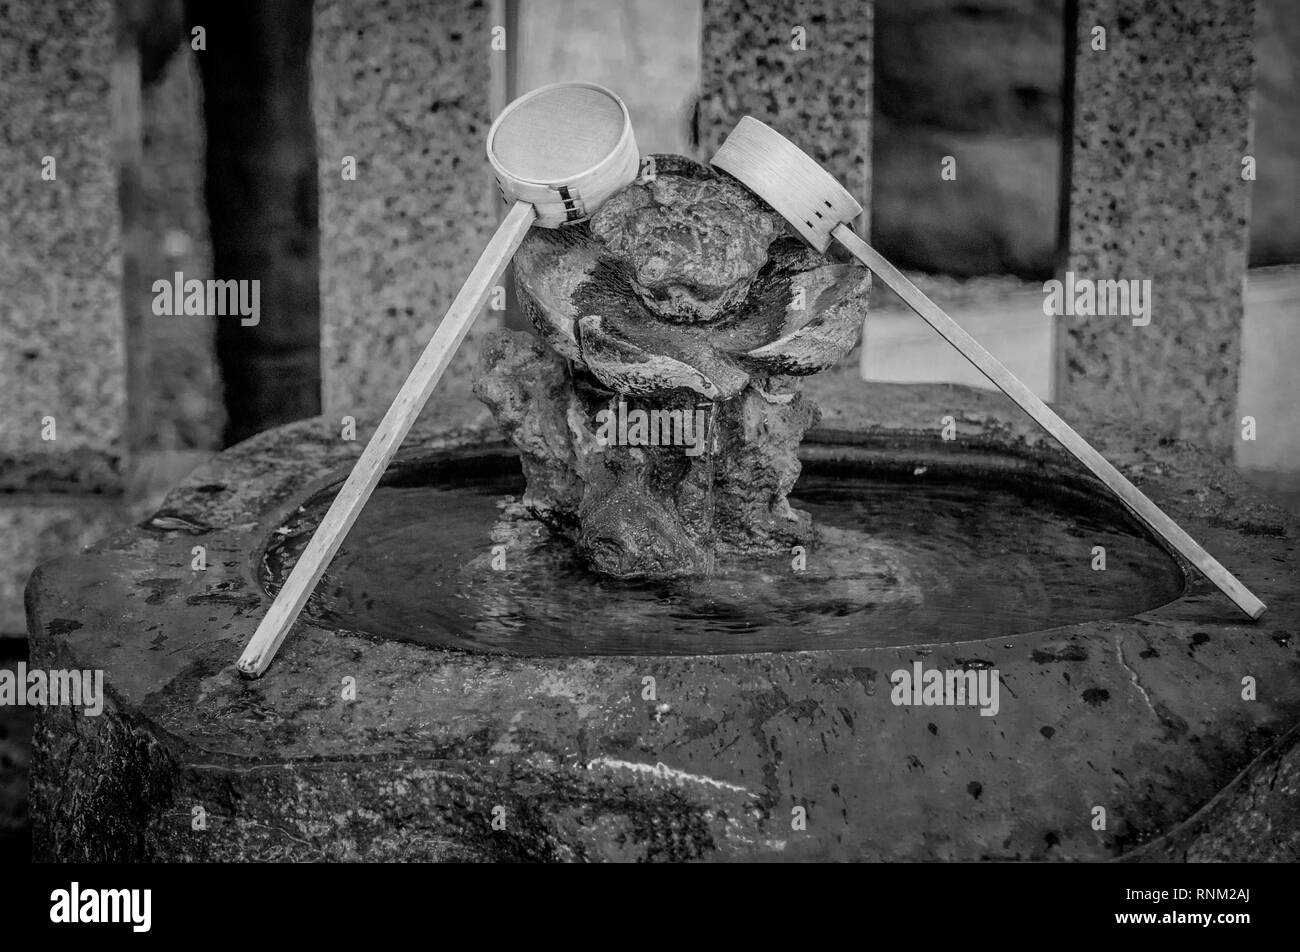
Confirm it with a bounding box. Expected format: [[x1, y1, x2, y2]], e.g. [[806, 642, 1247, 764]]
[[238, 200, 538, 677], [832, 223, 1267, 622]]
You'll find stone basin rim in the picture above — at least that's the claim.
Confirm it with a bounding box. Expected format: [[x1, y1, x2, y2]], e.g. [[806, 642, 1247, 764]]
[[25, 379, 1299, 861]]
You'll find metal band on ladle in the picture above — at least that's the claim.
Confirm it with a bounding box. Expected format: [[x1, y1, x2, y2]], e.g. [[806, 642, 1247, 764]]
[[487, 81, 639, 228]]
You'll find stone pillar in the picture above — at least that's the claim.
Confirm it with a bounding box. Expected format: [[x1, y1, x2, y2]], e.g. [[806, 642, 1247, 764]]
[[0, 0, 126, 470], [698, 0, 873, 234], [312, 0, 501, 422], [0, 0, 129, 634], [1057, 0, 1255, 455]]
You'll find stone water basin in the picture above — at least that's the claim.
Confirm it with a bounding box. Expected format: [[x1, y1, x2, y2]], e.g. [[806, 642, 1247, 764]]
[[26, 374, 1300, 861]]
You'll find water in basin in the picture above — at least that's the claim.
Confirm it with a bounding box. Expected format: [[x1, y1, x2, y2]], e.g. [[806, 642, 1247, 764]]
[[260, 446, 1185, 656]]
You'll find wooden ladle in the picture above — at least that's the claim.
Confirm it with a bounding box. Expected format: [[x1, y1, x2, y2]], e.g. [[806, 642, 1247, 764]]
[[239, 82, 640, 677], [712, 116, 1265, 621]]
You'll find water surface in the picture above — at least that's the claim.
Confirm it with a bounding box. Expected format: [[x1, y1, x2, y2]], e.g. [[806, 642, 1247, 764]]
[[261, 452, 1185, 656]]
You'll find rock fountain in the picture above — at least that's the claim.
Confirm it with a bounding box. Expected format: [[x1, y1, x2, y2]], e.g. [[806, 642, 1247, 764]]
[[475, 154, 866, 579], [24, 145, 1300, 862]]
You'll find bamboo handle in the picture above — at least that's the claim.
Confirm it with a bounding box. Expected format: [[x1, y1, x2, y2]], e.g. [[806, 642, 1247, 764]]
[[832, 223, 1266, 621], [238, 200, 538, 677]]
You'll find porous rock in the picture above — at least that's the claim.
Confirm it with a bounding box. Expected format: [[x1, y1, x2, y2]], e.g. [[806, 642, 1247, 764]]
[[477, 155, 868, 577]]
